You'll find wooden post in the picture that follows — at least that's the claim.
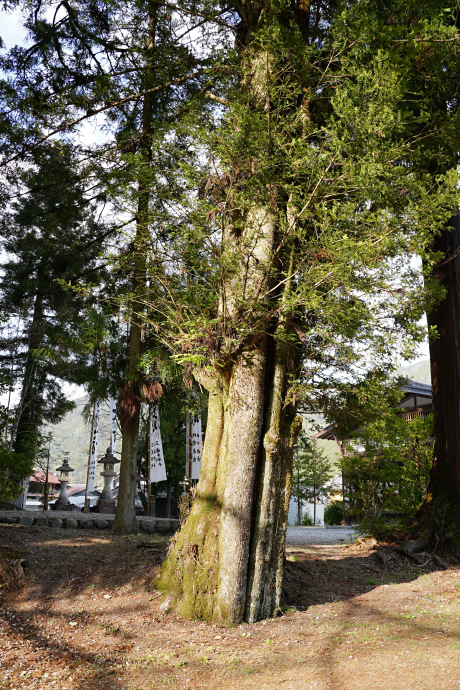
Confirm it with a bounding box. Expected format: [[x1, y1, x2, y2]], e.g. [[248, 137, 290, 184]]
[[166, 474, 172, 518], [43, 443, 50, 512], [334, 435, 349, 526]]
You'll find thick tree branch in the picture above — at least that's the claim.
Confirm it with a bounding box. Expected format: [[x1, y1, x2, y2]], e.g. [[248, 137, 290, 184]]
[[205, 91, 230, 106]]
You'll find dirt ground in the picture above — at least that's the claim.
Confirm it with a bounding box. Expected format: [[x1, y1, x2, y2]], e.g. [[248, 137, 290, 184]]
[[0, 524, 459, 690]]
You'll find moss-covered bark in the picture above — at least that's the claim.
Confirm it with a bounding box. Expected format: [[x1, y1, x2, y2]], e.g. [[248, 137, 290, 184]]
[[245, 337, 302, 622], [155, 379, 225, 619], [156, 329, 301, 623]]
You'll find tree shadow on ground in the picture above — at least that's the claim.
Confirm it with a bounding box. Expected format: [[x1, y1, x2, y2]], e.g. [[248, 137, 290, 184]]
[[297, 592, 460, 689], [0, 524, 169, 690], [0, 527, 459, 690], [282, 543, 455, 609], [0, 524, 167, 598]]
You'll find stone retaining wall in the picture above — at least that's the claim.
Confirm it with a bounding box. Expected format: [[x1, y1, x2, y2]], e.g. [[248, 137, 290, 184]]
[[0, 510, 179, 536]]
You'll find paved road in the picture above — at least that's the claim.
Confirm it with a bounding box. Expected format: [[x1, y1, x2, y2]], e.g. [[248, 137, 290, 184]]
[[286, 526, 355, 545]]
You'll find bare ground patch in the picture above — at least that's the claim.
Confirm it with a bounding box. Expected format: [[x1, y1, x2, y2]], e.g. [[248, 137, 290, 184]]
[[0, 525, 459, 689]]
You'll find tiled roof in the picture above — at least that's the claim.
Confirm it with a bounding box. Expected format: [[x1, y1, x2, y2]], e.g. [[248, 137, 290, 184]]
[[314, 378, 432, 440], [402, 379, 431, 391], [30, 471, 60, 485], [66, 485, 87, 496], [400, 379, 432, 395]]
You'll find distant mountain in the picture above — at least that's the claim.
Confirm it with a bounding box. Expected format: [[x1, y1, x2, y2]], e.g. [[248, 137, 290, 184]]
[[397, 358, 431, 385]]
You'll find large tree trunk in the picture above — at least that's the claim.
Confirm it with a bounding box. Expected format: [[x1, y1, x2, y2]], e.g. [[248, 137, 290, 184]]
[[423, 213, 460, 544], [157, 172, 301, 623], [156, 2, 309, 625], [156, 337, 301, 624], [156, 183, 302, 624]]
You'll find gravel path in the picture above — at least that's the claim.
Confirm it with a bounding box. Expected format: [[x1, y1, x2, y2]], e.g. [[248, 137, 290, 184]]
[[286, 526, 356, 545]]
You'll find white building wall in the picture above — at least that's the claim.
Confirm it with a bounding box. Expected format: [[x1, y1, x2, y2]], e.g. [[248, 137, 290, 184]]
[[288, 497, 325, 525]]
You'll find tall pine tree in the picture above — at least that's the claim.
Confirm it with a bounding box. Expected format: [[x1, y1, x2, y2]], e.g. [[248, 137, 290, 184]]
[[0, 142, 109, 473], [292, 431, 333, 526], [0, 0, 223, 530]]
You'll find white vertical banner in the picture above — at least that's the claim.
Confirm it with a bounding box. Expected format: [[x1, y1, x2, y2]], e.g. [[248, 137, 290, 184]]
[[186, 411, 202, 480], [87, 400, 100, 493], [109, 396, 117, 456], [14, 478, 29, 510], [149, 406, 167, 484], [185, 412, 190, 480], [21, 478, 29, 509]]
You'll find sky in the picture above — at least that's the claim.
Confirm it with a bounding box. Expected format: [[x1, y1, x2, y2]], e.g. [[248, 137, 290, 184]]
[[0, 8, 28, 49]]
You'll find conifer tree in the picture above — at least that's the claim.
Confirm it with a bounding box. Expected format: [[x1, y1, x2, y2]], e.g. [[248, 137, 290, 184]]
[[0, 142, 109, 474], [1, 0, 215, 527], [371, 2, 460, 543], [154, 0, 459, 624], [292, 431, 333, 526], [114, 1, 166, 535]]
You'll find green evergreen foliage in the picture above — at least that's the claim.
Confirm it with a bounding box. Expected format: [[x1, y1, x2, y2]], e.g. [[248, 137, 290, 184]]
[[302, 511, 314, 527], [2, 0, 460, 617], [343, 413, 433, 536], [119, 0, 459, 419], [0, 142, 110, 472], [2, 2, 458, 417], [324, 500, 344, 527], [0, 447, 31, 503]]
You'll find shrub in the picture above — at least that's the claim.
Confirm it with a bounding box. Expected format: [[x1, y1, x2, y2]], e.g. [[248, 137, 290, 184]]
[[302, 510, 314, 526], [342, 414, 433, 536], [324, 500, 344, 525], [0, 448, 32, 503]]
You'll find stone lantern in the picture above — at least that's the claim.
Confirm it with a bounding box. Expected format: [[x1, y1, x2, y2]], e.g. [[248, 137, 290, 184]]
[[55, 457, 74, 510], [96, 446, 120, 514]]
